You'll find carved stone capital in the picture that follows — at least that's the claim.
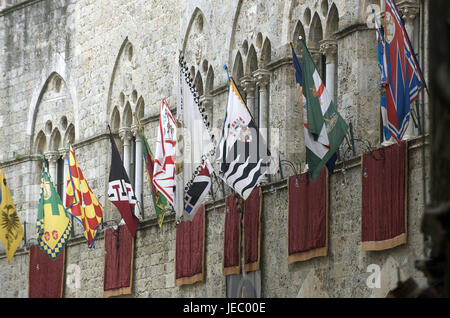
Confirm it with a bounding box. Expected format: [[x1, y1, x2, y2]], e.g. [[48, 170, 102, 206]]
[[131, 124, 140, 138], [397, 1, 420, 22], [119, 127, 132, 143], [58, 148, 69, 160], [308, 48, 322, 66], [252, 69, 270, 88], [199, 95, 214, 108], [240, 75, 256, 98], [319, 39, 338, 61], [44, 151, 60, 163]]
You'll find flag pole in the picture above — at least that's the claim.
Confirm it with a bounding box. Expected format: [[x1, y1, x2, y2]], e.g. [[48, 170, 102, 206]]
[[223, 64, 230, 83], [133, 114, 146, 221], [135, 199, 144, 221], [399, 5, 430, 98], [107, 124, 121, 157]]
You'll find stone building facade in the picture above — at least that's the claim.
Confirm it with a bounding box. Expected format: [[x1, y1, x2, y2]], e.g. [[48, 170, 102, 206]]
[[0, 0, 430, 297]]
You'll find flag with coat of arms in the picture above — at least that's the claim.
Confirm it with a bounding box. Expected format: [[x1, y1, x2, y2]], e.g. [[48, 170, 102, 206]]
[[216, 72, 271, 200]]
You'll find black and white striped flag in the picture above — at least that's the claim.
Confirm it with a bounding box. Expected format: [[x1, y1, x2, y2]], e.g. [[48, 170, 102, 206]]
[[216, 76, 270, 200]]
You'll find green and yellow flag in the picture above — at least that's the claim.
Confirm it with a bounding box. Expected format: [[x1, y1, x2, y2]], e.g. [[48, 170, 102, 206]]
[[0, 166, 24, 261], [36, 159, 72, 260], [136, 115, 169, 228]]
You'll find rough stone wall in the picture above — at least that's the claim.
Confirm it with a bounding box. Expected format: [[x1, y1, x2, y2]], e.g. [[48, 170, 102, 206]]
[[0, 0, 430, 298]]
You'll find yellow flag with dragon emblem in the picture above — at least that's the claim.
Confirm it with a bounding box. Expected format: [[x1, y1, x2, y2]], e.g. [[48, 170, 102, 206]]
[[0, 165, 24, 261]]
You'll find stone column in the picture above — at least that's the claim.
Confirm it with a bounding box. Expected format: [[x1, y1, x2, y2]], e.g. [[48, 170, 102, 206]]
[[309, 48, 322, 74], [199, 95, 214, 203], [59, 148, 69, 205], [398, 1, 420, 140], [45, 151, 59, 184], [199, 95, 214, 130], [119, 127, 132, 176], [132, 125, 143, 217], [253, 69, 270, 144], [240, 75, 256, 118], [320, 39, 338, 101], [253, 69, 270, 184]]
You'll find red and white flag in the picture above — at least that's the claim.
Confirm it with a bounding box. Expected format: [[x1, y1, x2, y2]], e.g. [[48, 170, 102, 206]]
[[153, 99, 177, 205]]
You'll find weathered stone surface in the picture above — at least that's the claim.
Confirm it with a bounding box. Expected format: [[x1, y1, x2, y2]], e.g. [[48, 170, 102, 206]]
[[297, 269, 329, 298], [0, 0, 429, 298]]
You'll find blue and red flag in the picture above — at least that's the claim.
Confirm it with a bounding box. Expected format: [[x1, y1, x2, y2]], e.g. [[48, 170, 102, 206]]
[[382, 0, 424, 142]]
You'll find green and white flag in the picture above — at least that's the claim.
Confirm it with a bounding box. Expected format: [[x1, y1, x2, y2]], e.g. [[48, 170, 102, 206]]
[[301, 41, 348, 181]]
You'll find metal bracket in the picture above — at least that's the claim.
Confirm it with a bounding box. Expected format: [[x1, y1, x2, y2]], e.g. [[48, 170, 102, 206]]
[[22, 221, 38, 250], [279, 159, 308, 187], [101, 219, 122, 248]]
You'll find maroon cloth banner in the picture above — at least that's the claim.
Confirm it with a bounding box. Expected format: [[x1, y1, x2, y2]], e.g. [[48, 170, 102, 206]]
[[103, 224, 134, 297], [243, 187, 262, 272], [28, 245, 65, 298], [288, 168, 328, 264], [223, 194, 242, 275], [361, 141, 407, 251], [175, 205, 205, 286]]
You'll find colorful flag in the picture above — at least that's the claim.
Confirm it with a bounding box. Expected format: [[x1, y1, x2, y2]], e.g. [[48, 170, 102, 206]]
[[216, 73, 270, 200], [292, 41, 348, 181], [36, 159, 72, 260], [383, 0, 424, 142], [371, 5, 392, 143], [0, 166, 24, 261], [65, 144, 103, 247], [108, 130, 139, 237], [153, 99, 176, 206], [176, 52, 215, 221], [136, 116, 169, 228], [291, 44, 341, 176]]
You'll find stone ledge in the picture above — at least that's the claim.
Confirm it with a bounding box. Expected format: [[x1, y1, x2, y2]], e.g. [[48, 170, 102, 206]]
[[334, 23, 372, 40], [0, 154, 42, 168], [0, 0, 45, 16]]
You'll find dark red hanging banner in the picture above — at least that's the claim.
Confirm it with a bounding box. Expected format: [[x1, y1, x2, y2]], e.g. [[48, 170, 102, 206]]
[[223, 194, 241, 275], [29, 245, 65, 298], [243, 187, 262, 273], [288, 168, 328, 264], [175, 205, 205, 286], [103, 224, 134, 297], [361, 141, 407, 251]]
